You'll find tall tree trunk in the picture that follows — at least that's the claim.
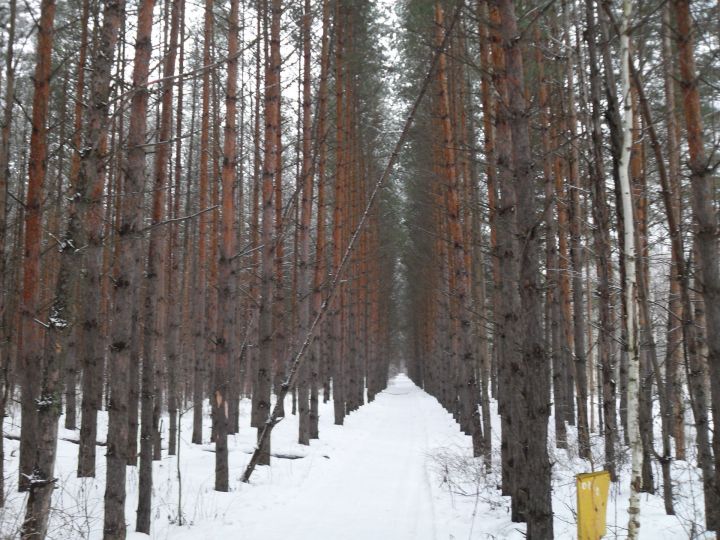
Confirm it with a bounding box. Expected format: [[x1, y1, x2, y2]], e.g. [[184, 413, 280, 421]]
[[618, 2, 642, 535], [229, 3, 247, 434], [253, 0, 281, 466], [208, 50, 221, 442], [537, 21, 566, 451], [103, 0, 155, 537], [434, 3, 482, 458], [478, 0, 501, 404], [297, 0, 313, 446], [167, 0, 186, 457], [271, 16, 286, 416], [177, 65, 198, 415], [597, 7, 628, 444], [469, 17, 492, 459], [62, 0, 89, 433], [332, 0, 347, 426], [630, 93, 656, 495], [661, 5, 685, 460], [674, 0, 720, 529], [77, 0, 121, 480], [192, 0, 213, 446], [309, 0, 331, 440], [585, 0, 616, 480], [214, 0, 239, 492], [246, 3, 262, 404], [554, 111, 575, 430], [136, 0, 179, 530], [487, 0, 521, 504], [18, 0, 56, 496], [497, 0, 553, 534], [0, 0, 17, 507], [562, 0, 589, 459], [18, 0, 57, 534]]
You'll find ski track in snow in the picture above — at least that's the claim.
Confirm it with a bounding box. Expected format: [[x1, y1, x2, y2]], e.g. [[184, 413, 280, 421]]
[[226, 374, 444, 540]]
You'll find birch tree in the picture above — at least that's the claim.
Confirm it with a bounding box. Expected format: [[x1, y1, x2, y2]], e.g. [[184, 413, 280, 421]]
[[618, 0, 642, 535]]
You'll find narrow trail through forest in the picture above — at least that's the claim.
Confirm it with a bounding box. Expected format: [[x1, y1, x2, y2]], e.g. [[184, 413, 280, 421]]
[[4, 0, 720, 537], [246, 374, 449, 540], [4, 370, 707, 539]]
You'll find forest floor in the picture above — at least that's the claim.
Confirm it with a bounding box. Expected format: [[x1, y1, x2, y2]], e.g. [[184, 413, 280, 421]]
[[1, 374, 713, 539]]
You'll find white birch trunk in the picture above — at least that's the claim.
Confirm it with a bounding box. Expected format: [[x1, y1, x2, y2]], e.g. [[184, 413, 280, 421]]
[[619, 0, 642, 536]]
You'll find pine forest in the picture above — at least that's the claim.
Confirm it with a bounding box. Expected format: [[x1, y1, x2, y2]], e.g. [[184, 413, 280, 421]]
[[0, 0, 718, 538]]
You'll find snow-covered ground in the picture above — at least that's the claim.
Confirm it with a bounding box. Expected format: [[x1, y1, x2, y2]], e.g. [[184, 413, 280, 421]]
[[1, 374, 713, 538]]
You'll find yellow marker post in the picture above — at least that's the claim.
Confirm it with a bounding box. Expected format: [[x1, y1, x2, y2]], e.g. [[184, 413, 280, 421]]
[[576, 470, 611, 540]]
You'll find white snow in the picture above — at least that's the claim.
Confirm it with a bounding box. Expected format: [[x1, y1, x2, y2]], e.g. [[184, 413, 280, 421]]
[[0, 373, 714, 538]]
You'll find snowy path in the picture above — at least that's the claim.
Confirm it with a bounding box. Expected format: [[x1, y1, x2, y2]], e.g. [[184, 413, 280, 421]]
[[255, 374, 442, 540], [3, 373, 710, 539]]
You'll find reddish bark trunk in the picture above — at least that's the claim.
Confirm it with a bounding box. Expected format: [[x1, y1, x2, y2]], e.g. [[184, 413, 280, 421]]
[[213, 0, 239, 492], [18, 0, 56, 496], [18, 1, 57, 535]]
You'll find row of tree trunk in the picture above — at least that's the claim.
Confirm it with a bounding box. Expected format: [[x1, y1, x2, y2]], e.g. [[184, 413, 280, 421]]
[[403, 0, 719, 537], [2, 1, 396, 537], [0, 0, 718, 537]]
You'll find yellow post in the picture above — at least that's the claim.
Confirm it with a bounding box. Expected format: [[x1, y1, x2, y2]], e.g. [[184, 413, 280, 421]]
[[577, 470, 611, 539]]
